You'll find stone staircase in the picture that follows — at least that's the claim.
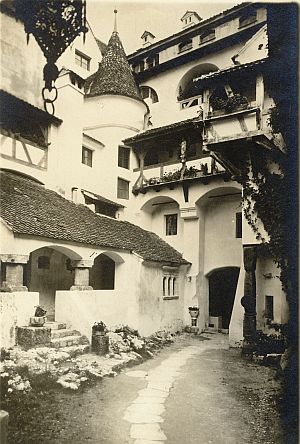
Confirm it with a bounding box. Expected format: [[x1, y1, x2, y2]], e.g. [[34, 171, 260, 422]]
[[45, 322, 89, 349], [17, 321, 90, 355]]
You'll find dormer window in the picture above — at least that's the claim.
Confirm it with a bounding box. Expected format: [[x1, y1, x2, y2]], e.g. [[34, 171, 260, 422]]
[[141, 31, 155, 47], [200, 29, 215, 44], [75, 50, 90, 71], [178, 39, 193, 53], [181, 11, 202, 29], [239, 13, 257, 28]]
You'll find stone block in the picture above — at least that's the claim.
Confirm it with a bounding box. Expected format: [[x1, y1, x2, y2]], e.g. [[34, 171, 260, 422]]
[[0, 410, 9, 444], [16, 326, 51, 349], [92, 334, 109, 355]]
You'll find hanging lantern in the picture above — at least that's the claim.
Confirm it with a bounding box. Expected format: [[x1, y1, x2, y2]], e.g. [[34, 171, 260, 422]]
[[14, 0, 88, 115]]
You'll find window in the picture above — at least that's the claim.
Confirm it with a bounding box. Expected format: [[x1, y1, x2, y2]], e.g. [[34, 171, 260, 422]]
[[38, 256, 50, 269], [178, 40, 193, 53], [140, 86, 159, 103], [239, 13, 257, 28], [200, 29, 215, 44], [82, 147, 93, 167], [235, 212, 242, 238], [75, 50, 90, 70], [265, 295, 274, 321], [118, 146, 130, 169], [166, 214, 178, 236], [162, 267, 179, 299], [117, 178, 129, 199]]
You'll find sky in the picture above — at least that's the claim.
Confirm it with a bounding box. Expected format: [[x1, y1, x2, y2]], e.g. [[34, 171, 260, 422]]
[[86, 0, 237, 54]]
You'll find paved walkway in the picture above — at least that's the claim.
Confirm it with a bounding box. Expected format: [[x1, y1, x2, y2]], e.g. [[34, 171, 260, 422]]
[[38, 332, 281, 444], [121, 333, 281, 444]]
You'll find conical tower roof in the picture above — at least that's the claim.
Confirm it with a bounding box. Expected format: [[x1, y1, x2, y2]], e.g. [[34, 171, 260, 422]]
[[85, 31, 142, 102]]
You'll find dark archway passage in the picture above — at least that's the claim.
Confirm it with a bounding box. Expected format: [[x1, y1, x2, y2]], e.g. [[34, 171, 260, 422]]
[[208, 267, 240, 329], [89, 254, 115, 290]]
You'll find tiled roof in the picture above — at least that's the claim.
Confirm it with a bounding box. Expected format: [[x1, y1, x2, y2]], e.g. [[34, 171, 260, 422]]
[[128, 3, 252, 58], [193, 58, 269, 82], [84, 31, 142, 102], [123, 118, 202, 145], [0, 171, 188, 265]]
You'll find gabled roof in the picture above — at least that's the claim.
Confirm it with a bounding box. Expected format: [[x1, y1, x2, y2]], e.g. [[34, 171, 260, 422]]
[[0, 170, 188, 265], [84, 31, 142, 102], [141, 31, 155, 39], [181, 11, 202, 21]]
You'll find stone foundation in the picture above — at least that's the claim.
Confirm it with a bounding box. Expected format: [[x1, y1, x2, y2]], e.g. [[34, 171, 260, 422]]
[[16, 326, 51, 349]]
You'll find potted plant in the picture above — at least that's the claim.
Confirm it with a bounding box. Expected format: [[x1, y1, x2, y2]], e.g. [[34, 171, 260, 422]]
[[211, 93, 249, 114], [92, 321, 107, 336], [30, 306, 47, 327]]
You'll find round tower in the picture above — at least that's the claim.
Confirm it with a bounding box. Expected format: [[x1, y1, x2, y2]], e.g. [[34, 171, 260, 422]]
[[83, 13, 148, 135]]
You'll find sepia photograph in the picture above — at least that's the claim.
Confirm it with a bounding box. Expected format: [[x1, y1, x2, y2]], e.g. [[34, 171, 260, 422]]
[[0, 0, 298, 442]]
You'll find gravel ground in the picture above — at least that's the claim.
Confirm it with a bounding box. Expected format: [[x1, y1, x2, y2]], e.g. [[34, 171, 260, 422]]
[[1, 334, 289, 444]]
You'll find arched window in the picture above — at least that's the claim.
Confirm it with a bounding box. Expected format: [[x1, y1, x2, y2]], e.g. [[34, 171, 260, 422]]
[[163, 276, 167, 296], [168, 277, 172, 296], [140, 86, 159, 103], [173, 277, 177, 296]]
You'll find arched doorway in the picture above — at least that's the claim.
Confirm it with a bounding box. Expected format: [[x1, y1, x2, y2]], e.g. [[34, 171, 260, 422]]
[[208, 267, 240, 330], [25, 247, 77, 320], [89, 253, 115, 290]]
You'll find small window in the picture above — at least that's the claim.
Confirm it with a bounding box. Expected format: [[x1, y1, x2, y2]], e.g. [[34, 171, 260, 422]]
[[117, 178, 129, 199], [200, 29, 215, 44], [163, 276, 167, 296], [265, 295, 274, 321], [82, 147, 93, 167], [118, 146, 130, 169], [236, 212, 242, 238], [75, 50, 91, 71], [38, 256, 50, 269], [166, 214, 178, 236], [239, 13, 257, 28], [162, 274, 179, 298], [178, 39, 193, 53]]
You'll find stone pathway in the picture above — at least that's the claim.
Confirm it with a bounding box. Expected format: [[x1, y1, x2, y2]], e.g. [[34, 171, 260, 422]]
[[124, 334, 225, 443]]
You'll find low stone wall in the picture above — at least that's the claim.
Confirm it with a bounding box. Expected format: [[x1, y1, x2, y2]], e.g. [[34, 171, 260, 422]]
[[0, 292, 39, 348], [55, 290, 139, 341]]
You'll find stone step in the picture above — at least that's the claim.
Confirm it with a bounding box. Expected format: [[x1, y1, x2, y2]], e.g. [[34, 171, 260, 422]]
[[51, 329, 82, 339], [44, 322, 67, 330], [51, 335, 89, 349]]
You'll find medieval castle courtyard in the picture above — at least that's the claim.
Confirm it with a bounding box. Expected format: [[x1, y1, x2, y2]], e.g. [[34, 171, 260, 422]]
[[0, 0, 298, 442], [2, 333, 285, 444]]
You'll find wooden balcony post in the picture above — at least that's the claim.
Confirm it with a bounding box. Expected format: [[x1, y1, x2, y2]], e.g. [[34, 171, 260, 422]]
[[256, 74, 264, 129]]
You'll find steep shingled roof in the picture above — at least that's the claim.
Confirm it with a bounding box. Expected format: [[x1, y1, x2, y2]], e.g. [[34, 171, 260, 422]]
[[0, 171, 188, 266], [84, 31, 142, 102]]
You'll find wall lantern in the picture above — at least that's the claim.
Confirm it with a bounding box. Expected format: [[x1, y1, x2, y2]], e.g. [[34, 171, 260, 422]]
[[14, 0, 88, 115]]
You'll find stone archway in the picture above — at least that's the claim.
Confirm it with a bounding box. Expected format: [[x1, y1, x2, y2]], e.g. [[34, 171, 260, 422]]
[[208, 267, 240, 330], [90, 253, 115, 290], [25, 246, 80, 320]]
